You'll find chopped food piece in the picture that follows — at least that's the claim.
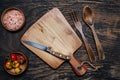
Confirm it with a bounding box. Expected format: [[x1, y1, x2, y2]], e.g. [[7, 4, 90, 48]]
[[9, 68, 15, 73], [15, 67, 22, 74], [11, 53, 17, 61], [17, 55, 25, 64], [12, 60, 20, 68], [5, 61, 12, 69]]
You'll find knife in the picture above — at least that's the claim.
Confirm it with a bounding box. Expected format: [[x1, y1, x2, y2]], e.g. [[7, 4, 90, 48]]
[[23, 40, 87, 76], [23, 40, 70, 60]]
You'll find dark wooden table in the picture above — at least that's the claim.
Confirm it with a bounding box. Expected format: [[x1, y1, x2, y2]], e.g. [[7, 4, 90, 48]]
[[0, 0, 120, 80]]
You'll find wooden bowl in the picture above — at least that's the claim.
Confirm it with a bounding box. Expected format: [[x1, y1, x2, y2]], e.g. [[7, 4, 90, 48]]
[[4, 52, 28, 75], [1, 7, 25, 31]]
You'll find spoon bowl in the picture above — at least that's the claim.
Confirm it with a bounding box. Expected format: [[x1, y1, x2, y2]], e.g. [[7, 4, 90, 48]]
[[83, 6, 94, 26]]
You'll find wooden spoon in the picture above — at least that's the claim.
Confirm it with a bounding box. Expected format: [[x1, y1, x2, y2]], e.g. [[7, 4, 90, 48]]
[[83, 6, 105, 60]]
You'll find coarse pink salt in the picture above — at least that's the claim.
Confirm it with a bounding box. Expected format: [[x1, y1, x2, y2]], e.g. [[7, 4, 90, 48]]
[[1, 8, 25, 31]]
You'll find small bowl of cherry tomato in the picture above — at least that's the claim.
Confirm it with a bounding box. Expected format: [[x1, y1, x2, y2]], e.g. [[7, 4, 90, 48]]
[[4, 52, 28, 75]]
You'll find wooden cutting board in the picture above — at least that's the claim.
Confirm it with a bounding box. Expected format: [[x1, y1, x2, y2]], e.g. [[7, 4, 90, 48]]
[[21, 8, 82, 69]]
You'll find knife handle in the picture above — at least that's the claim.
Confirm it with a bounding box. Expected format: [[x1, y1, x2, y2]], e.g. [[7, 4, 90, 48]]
[[69, 54, 87, 76], [46, 47, 70, 60]]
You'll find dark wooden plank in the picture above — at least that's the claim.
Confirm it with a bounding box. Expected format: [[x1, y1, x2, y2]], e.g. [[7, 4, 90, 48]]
[[0, 0, 120, 80]]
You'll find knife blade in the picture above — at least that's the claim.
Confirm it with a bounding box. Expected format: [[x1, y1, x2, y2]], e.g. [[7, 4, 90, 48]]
[[23, 40, 70, 60]]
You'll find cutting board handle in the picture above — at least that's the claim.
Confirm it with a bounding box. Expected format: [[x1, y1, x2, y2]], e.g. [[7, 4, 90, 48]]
[[69, 54, 87, 76]]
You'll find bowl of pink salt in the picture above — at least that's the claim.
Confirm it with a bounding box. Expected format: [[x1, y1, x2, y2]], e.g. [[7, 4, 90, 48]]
[[1, 7, 25, 31]]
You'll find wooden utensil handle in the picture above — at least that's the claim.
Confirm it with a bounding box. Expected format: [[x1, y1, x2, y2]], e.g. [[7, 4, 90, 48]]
[[91, 25, 105, 60], [69, 54, 87, 76], [80, 30, 96, 62]]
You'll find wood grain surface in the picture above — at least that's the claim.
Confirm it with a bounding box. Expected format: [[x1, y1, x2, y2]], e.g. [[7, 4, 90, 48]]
[[0, 0, 120, 80]]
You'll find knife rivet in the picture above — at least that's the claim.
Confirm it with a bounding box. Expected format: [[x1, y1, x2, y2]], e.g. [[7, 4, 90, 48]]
[[66, 56, 70, 60], [52, 52, 55, 54], [59, 54, 62, 57]]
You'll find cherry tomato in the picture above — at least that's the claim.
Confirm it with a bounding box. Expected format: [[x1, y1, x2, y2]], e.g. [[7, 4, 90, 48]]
[[11, 53, 17, 61], [5, 61, 12, 69], [17, 55, 25, 64], [12, 60, 20, 68]]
